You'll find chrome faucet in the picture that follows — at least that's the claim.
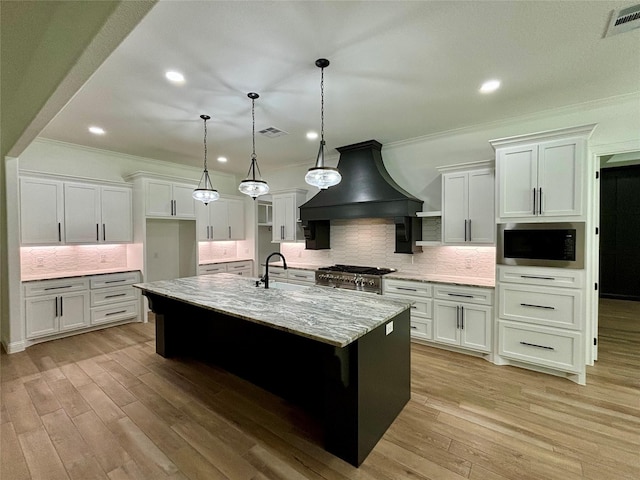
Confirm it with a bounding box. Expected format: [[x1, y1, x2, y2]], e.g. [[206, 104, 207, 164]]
[[260, 252, 287, 289]]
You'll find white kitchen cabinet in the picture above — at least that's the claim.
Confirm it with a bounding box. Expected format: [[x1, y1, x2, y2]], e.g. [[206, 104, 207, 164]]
[[285, 268, 316, 285], [197, 197, 245, 241], [198, 260, 253, 276], [146, 179, 196, 219], [20, 177, 65, 244], [495, 265, 586, 384], [491, 125, 595, 222], [431, 284, 493, 353], [271, 189, 307, 243], [440, 164, 494, 244], [64, 183, 132, 243], [24, 277, 90, 339], [89, 271, 140, 326], [383, 278, 433, 342]]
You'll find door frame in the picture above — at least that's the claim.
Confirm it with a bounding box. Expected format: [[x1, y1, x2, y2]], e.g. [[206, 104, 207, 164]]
[[588, 140, 640, 364]]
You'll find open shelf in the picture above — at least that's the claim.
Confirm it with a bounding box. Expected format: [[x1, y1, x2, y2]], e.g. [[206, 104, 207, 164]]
[[416, 210, 442, 217]]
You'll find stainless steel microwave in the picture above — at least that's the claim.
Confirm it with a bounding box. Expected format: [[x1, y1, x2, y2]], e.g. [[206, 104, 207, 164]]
[[497, 222, 585, 269]]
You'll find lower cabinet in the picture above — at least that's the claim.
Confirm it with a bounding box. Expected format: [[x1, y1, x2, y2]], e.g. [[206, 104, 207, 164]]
[[383, 278, 433, 341], [24, 271, 140, 341], [284, 268, 315, 285], [433, 301, 492, 353], [198, 260, 253, 277]]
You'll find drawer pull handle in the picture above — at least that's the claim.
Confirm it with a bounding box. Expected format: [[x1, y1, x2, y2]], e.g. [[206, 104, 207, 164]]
[[396, 287, 417, 291], [410, 305, 417, 309], [520, 275, 555, 280], [410, 325, 418, 330], [44, 285, 73, 290], [519, 341, 554, 351], [105, 293, 127, 299], [105, 310, 127, 316], [105, 279, 127, 284], [520, 303, 555, 310], [447, 293, 473, 298]]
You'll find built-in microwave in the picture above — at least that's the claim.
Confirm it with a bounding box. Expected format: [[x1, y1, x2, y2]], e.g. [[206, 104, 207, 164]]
[[497, 222, 585, 269]]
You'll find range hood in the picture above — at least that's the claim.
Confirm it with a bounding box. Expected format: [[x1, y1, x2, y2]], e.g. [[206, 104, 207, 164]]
[[299, 140, 423, 253]]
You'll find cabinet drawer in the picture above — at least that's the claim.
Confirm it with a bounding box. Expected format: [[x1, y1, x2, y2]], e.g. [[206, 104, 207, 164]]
[[499, 320, 581, 373], [24, 278, 89, 297], [91, 301, 139, 325], [287, 269, 315, 283], [266, 267, 287, 279], [90, 271, 140, 289], [383, 279, 432, 298], [498, 265, 584, 289], [498, 284, 582, 330], [198, 264, 227, 275], [386, 293, 432, 319], [91, 285, 138, 307], [433, 284, 493, 306], [410, 318, 433, 341], [226, 260, 253, 274], [229, 268, 252, 277]]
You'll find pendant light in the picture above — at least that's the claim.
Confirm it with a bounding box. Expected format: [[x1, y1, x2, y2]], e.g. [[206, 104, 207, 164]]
[[238, 92, 269, 199], [305, 58, 341, 190], [192, 114, 220, 205]]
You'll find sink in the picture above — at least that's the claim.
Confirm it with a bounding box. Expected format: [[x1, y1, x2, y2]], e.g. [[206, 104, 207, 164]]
[[268, 282, 310, 292]]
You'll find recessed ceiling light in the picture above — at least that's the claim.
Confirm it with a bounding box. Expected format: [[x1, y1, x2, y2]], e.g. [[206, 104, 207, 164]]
[[217, 156, 227, 163], [165, 71, 185, 83], [306, 131, 318, 140], [479, 79, 501, 94], [88, 126, 105, 135]]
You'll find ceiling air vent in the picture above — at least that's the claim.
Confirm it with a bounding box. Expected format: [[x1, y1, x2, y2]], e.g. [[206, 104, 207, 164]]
[[259, 126, 288, 138], [604, 4, 640, 37]]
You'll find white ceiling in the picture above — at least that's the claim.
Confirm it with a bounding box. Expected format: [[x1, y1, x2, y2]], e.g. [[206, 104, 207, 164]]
[[40, 0, 640, 177]]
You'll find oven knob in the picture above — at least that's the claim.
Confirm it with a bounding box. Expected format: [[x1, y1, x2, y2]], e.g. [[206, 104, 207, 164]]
[[368, 280, 375, 286]]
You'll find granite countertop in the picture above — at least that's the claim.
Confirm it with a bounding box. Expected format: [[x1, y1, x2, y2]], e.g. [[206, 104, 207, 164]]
[[134, 273, 410, 348], [386, 272, 495, 288], [22, 268, 141, 283], [199, 258, 253, 266]]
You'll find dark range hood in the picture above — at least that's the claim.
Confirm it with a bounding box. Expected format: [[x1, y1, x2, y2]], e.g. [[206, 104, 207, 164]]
[[299, 140, 423, 254]]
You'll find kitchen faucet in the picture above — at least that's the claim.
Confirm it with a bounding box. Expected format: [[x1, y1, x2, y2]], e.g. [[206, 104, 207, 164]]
[[260, 252, 287, 289]]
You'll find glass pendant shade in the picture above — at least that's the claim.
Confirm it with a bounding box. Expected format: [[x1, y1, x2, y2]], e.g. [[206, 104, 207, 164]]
[[305, 140, 341, 189], [239, 92, 269, 199], [306, 58, 341, 190], [193, 114, 219, 205]]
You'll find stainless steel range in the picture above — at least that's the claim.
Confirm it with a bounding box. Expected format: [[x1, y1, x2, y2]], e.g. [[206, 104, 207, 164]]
[[315, 264, 396, 294]]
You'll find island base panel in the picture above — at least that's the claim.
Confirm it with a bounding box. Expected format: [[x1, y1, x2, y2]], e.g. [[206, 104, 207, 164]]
[[144, 292, 410, 467]]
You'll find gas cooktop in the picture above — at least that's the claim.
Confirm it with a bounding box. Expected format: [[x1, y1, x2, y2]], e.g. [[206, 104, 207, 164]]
[[315, 265, 396, 294]]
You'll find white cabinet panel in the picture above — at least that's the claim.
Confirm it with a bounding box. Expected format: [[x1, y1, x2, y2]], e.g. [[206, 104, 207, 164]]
[[227, 199, 245, 240], [64, 183, 101, 243], [172, 184, 196, 218], [198, 263, 227, 275], [442, 172, 468, 243], [199, 198, 245, 241], [433, 301, 460, 346], [271, 190, 306, 243], [25, 295, 59, 338], [20, 177, 64, 244], [497, 145, 538, 219], [101, 187, 132, 242], [146, 180, 195, 219], [467, 169, 495, 243], [58, 292, 90, 331]]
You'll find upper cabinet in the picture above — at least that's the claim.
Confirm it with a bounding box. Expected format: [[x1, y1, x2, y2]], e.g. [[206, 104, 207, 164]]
[[271, 189, 307, 243], [196, 197, 245, 241], [439, 162, 495, 244], [64, 183, 132, 243], [491, 125, 596, 222], [20, 177, 65, 245], [20, 175, 132, 246], [145, 179, 196, 219]]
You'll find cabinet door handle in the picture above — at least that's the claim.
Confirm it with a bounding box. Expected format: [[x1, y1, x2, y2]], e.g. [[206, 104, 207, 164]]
[[105, 310, 127, 316], [228, 226, 231, 239], [468, 219, 472, 241], [96, 224, 99, 241], [447, 293, 473, 298], [206, 226, 209, 239], [281, 225, 284, 240], [520, 303, 555, 310], [520, 275, 555, 281], [55, 297, 58, 317], [460, 306, 464, 329], [533, 188, 537, 215], [520, 341, 554, 351], [103, 224, 106, 241], [105, 293, 127, 299], [464, 219, 468, 241], [60, 297, 63, 316], [58, 222, 62, 242], [538, 188, 543, 215], [456, 305, 460, 329]]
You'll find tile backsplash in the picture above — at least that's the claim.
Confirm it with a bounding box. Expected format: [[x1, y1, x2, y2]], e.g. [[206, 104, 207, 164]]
[[21, 244, 128, 277], [198, 239, 253, 263], [280, 218, 496, 279]]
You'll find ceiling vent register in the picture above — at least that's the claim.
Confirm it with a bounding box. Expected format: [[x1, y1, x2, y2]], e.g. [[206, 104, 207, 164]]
[[604, 4, 640, 37], [259, 126, 288, 138]]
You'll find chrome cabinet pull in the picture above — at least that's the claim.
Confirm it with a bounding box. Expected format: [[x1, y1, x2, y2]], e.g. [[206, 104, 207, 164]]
[[520, 303, 555, 310], [520, 341, 554, 351], [533, 188, 537, 215]]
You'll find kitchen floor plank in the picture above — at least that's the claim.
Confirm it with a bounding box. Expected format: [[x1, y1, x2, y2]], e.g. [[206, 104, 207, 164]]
[[2, 299, 638, 480]]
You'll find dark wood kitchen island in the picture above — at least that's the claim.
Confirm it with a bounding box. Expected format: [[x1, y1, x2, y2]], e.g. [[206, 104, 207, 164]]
[[135, 273, 411, 467]]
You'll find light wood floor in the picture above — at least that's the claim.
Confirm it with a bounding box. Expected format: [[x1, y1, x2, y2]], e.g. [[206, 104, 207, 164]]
[[1, 301, 638, 480]]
